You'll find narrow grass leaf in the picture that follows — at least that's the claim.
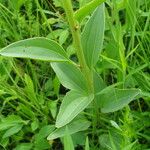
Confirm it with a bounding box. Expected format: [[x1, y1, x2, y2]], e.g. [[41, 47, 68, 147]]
[[0, 37, 68, 62], [2, 124, 23, 139], [81, 4, 105, 68], [51, 62, 88, 92], [85, 136, 90, 150], [63, 127, 74, 150], [0, 115, 26, 130], [13, 143, 33, 150], [55, 91, 94, 128], [99, 88, 140, 113], [122, 141, 137, 150]]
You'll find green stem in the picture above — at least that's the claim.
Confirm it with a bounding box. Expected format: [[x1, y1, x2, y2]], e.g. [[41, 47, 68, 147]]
[[62, 0, 94, 93]]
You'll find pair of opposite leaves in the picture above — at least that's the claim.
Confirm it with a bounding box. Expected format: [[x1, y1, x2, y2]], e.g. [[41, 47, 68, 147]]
[[0, 4, 140, 130]]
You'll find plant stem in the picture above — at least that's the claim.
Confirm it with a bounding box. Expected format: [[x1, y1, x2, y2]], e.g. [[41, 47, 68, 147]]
[[62, 0, 94, 93]]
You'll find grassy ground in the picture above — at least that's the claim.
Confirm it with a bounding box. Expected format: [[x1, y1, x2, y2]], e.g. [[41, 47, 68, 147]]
[[0, 0, 150, 149]]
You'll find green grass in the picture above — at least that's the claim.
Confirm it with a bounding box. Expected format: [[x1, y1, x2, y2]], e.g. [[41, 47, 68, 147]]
[[0, 0, 150, 149]]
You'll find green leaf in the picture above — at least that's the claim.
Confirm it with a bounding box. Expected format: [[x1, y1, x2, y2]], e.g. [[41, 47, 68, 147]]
[[2, 124, 23, 139], [93, 72, 106, 94], [31, 119, 39, 131], [56, 91, 94, 128], [74, 0, 105, 22], [18, 103, 35, 119], [85, 136, 90, 150], [122, 141, 137, 150], [51, 62, 88, 92], [47, 118, 91, 140], [93, 72, 106, 108], [81, 4, 105, 68], [98, 88, 140, 113], [0, 115, 26, 130], [37, 125, 55, 140], [0, 37, 68, 62], [59, 29, 69, 45], [34, 125, 55, 150], [14, 143, 33, 150], [64, 127, 74, 150], [24, 74, 39, 107]]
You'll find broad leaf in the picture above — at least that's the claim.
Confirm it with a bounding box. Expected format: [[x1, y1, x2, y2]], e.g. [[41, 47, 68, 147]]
[[47, 118, 91, 140], [81, 4, 105, 68], [51, 62, 88, 92], [55, 90, 94, 128], [98, 88, 140, 113], [0, 37, 68, 62], [74, 0, 105, 22]]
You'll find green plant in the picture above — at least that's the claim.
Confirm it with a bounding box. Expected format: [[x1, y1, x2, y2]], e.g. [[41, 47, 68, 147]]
[[0, 0, 141, 149]]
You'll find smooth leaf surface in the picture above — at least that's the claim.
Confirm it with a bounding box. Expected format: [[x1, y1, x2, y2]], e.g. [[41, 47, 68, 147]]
[[0, 115, 27, 130], [0, 37, 68, 62], [74, 0, 105, 22], [93, 72, 107, 107], [64, 127, 74, 150], [99, 88, 140, 113], [36, 125, 55, 140], [2, 124, 23, 139], [34, 125, 55, 150], [55, 90, 94, 128], [14, 143, 33, 150], [93, 72, 106, 94], [51, 62, 88, 92], [85, 136, 90, 150], [81, 4, 105, 68], [47, 118, 91, 140]]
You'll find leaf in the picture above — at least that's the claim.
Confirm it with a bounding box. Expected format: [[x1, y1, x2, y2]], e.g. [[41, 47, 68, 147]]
[[18, 103, 35, 119], [2, 124, 23, 139], [0, 37, 68, 62], [81, 4, 105, 68], [93, 72, 106, 107], [71, 132, 86, 146], [0, 115, 26, 130], [48, 100, 58, 119], [55, 90, 94, 128], [63, 127, 74, 150], [31, 119, 39, 131], [34, 125, 55, 150], [122, 141, 137, 150], [93, 72, 106, 94], [24, 74, 39, 107], [85, 136, 90, 150], [14, 143, 33, 150], [47, 118, 91, 140], [37, 125, 55, 139], [98, 88, 140, 113], [51, 62, 88, 92], [59, 29, 69, 45], [74, 0, 105, 22]]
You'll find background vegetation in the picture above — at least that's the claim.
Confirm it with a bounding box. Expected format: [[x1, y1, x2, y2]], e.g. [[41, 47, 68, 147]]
[[0, 0, 150, 149]]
